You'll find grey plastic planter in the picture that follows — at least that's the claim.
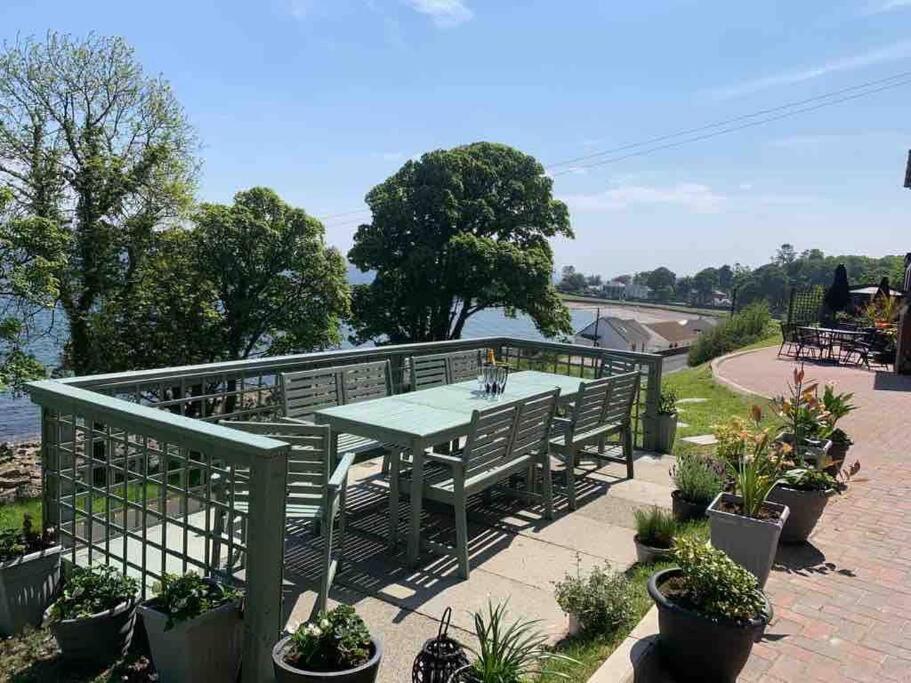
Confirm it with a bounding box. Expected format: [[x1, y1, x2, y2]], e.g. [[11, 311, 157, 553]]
[[671, 490, 709, 522], [766, 485, 833, 544], [48, 599, 137, 662], [139, 598, 243, 683], [0, 545, 61, 636], [634, 535, 673, 564], [654, 413, 677, 454], [707, 492, 789, 588], [272, 635, 382, 683]]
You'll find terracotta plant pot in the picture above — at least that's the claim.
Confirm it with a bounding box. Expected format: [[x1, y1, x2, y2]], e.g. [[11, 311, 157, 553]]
[[707, 492, 789, 587], [766, 485, 832, 544], [634, 535, 673, 564], [139, 597, 243, 683], [671, 490, 708, 522], [48, 599, 137, 663], [272, 635, 382, 683], [648, 568, 771, 683], [0, 545, 62, 636]]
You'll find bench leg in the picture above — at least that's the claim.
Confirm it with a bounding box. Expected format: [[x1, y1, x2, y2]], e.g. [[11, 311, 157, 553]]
[[318, 508, 334, 613], [454, 479, 470, 579], [623, 427, 634, 479]]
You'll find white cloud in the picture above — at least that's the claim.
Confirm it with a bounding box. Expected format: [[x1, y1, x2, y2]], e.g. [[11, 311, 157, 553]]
[[287, 0, 312, 19], [710, 41, 911, 98], [864, 0, 911, 13], [562, 183, 725, 214], [404, 0, 473, 27]]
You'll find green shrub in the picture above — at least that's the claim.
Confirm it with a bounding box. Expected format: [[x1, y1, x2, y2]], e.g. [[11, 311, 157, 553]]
[[687, 303, 772, 366], [657, 387, 678, 415], [285, 604, 372, 672], [634, 507, 676, 549], [553, 561, 633, 634], [466, 600, 576, 682], [49, 565, 138, 621], [670, 537, 765, 621], [148, 572, 241, 630], [670, 454, 724, 504], [0, 514, 55, 562]]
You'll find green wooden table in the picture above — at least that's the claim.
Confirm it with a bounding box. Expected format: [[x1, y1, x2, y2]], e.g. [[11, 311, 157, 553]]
[[314, 370, 587, 567]]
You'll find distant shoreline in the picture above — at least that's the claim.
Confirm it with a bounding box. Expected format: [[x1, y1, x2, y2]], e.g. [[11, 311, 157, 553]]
[[560, 293, 726, 318]]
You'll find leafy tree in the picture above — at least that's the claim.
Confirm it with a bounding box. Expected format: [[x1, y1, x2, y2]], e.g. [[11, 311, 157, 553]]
[[717, 264, 733, 292], [612, 274, 632, 285], [95, 188, 350, 370], [692, 267, 719, 304], [646, 267, 676, 300], [0, 33, 197, 375], [348, 142, 573, 343], [674, 276, 693, 301], [586, 274, 603, 288], [557, 265, 587, 294], [774, 243, 797, 266]]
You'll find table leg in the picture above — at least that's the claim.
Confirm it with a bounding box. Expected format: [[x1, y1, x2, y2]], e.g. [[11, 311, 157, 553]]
[[388, 448, 401, 549], [407, 438, 425, 568]]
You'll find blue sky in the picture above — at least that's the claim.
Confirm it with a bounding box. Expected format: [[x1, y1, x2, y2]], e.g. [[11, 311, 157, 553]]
[[3, 0, 910, 276]]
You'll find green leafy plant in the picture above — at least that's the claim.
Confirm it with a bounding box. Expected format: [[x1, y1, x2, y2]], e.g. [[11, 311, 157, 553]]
[[465, 600, 577, 682], [148, 572, 241, 630], [668, 537, 765, 622], [0, 514, 55, 563], [778, 467, 837, 493], [284, 604, 372, 672], [553, 560, 633, 635], [657, 387, 678, 416], [772, 365, 832, 455], [634, 507, 676, 549], [48, 565, 138, 621], [670, 454, 724, 504], [687, 302, 771, 366], [721, 406, 784, 518]]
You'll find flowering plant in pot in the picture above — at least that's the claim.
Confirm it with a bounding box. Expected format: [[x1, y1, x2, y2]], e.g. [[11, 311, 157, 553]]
[[46, 565, 138, 662], [553, 560, 632, 637], [273, 604, 381, 683], [772, 366, 833, 467], [654, 387, 679, 454], [633, 506, 676, 564], [669, 454, 724, 522], [707, 407, 788, 587], [647, 537, 771, 683], [818, 383, 856, 466], [0, 513, 61, 636], [450, 600, 577, 682], [138, 572, 243, 682]]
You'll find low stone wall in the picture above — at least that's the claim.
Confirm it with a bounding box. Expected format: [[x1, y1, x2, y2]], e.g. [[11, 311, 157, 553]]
[[0, 441, 42, 502]]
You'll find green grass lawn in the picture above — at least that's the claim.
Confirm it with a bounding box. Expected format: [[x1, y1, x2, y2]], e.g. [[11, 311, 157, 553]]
[[0, 496, 43, 533], [541, 521, 709, 682]]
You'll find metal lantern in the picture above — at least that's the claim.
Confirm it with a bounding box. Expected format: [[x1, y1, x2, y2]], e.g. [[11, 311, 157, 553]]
[[412, 608, 470, 683]]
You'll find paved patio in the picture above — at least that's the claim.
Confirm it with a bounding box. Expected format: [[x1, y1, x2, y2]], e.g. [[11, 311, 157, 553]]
[[280, 450, 676, 682], [714, 346, 911, 682]]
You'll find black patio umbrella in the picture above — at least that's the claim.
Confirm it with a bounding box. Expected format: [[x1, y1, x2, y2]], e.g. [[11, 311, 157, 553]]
[[874, 277, 892, 301], [823, 264, 851, 314]]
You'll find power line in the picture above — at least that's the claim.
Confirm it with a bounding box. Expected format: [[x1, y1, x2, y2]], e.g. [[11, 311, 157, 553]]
[[545, 70, 911, 170], [550, 74, 911, 176]]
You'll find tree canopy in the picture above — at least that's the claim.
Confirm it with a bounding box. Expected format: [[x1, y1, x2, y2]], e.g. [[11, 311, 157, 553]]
[[0, 32, 197, 374], [348, 142, 573, 343]]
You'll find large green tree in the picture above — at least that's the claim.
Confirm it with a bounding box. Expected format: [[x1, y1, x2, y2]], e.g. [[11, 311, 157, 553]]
[[348, 142, 573, 343], [94, 188, 350, 371], [0, 33, 196, 374]]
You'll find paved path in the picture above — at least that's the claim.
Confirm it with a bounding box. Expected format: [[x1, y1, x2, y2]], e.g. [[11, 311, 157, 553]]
[[714, 347, 911, 682]]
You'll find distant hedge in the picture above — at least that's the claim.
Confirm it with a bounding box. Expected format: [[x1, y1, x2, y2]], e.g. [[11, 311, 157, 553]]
[[687, 303, 772, 366]]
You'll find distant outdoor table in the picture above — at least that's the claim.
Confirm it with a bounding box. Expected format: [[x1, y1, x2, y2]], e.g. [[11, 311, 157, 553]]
[[798, 326, 867, 363], [314, 370, 587, 567]]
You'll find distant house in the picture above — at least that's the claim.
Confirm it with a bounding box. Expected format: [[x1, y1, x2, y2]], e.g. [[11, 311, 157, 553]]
[[574, 316, 655, 352], [645, 317, 718, 349], [710, 290, 732, 307], [626, 283, 652, 300], [602, 280, 627, 299]]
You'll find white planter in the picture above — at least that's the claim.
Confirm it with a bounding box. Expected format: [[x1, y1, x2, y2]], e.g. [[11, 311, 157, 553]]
[[139, 598, 243, 683], [0, 545, 62, 636], [707, 492, 789, 588]]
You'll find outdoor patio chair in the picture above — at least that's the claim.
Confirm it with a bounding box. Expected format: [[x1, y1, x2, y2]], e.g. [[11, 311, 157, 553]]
[[280, 361, 396, 462], [794, 326, 822, 360], [392, 388, 559, 578], [778, 323, 799, 357], [409, 350, 483, 391], [550, 371, 639, 510], [213, 421, 354, 612]]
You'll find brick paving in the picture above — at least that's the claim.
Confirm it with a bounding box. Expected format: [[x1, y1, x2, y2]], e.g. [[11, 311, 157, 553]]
[[714, 347, 911, 682]]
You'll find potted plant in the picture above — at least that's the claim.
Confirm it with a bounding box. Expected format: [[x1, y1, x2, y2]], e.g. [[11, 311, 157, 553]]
[[707, 406, 789, 587], [654, 387, 679, 454], [451, 600, 577, 682], [772, 366, 833, 468], [633, 506, 675, 563], [272, 604, 382, 682], [819, 383, 856, 467], [0, 514, 61, 636], [138, 572, 243, 682], [670, 454, 724, 522], [647, 537, 772, 683], [47, 564, 138, 662], [553, 560, 632, 637]]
